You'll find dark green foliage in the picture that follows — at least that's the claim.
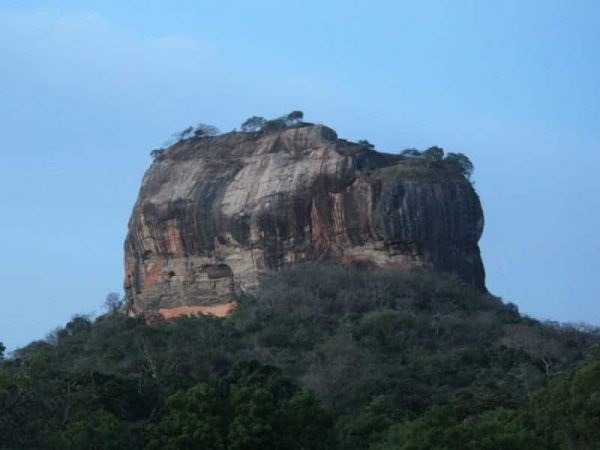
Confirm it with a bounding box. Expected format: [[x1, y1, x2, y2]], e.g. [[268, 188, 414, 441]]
[[153, 123, 218, 158], [335, 396, 397, 448], [444, 152, 474, 179], [422, 146, 444, 161], [241, 116, 267, 132], [262, 118, 287, 133], [150, 148, 165, 160], [59, 410, 135, 450], [284, 110, 304, 126], [526, 361, 600, 448], [225, 361, 331, 450], [146, 383, 226, 449], [252, 110, 307, 134], [373, 405, 540, 450], [193, 123, 220, 137], [397, 147, 475, 182], [1, 264, 598, 448], [358, 139, 375, 150], [374, 361, 600, 449], [146, 361, 331, 450], [174, 126, 194, 141]]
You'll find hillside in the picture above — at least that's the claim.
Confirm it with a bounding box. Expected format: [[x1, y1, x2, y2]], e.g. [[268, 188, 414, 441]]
[[1, 264, 599, 449], [2, 116, 599, 449]]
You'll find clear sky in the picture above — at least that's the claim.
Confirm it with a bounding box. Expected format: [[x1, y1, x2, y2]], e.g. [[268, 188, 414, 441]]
[[1, 0, 599, 351]]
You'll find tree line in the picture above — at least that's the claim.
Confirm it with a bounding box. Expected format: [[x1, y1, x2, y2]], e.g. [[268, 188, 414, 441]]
[[1, 264, 599, 448], [150, 111, 305, 160], [149, 113, 472, 182]]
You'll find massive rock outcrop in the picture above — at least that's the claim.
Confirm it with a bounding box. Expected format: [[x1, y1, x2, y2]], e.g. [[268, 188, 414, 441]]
[[125, 124, 485, 314]]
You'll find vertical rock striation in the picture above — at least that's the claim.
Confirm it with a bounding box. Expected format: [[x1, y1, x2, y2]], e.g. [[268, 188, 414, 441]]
[[124, 124, 485, 314]]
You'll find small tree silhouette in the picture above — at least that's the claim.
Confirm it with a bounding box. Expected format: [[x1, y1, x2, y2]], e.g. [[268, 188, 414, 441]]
[[285, 110, 304, 125], [241, 116, 267, 132], [422, 146, 444, 161], [444, 152, 474, 179], [358, 140, 375, 150], [193, 123, 220, 138]]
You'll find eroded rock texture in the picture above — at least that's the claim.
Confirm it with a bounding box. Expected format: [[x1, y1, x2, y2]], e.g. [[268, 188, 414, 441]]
[[125, 124, 485, 313]]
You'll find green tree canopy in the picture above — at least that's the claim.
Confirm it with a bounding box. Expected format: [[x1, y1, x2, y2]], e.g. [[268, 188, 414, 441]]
[[444, 152, 474, 179], [358, 139, 375, 150], [422, 146, 444, 161], [193, 123, 220, 137], [241, 116, 267, 132], [146, 384, 226, 450], [285, 110, 304, 125], [147, 361, 332, 450]]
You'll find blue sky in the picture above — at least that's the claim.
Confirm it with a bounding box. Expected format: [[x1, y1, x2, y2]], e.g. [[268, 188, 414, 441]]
[[1, 0, 599, 351]]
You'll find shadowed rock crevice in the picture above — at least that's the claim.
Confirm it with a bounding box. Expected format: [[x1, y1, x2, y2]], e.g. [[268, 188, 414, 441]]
[[124, 124, 485, 313]]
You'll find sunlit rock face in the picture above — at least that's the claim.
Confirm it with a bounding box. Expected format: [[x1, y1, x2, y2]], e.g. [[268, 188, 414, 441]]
[[124, 124, 485, 314]]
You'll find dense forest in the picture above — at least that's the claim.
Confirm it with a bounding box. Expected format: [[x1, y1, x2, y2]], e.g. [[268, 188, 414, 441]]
[[1, 264, 599, 449]]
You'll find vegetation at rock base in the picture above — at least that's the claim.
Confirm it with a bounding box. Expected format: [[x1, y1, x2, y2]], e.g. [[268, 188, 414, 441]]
[[4, 264, 597, 448]]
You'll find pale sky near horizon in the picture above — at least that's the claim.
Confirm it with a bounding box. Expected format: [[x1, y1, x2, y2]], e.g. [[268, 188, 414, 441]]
[[1, 1, 599, 351]]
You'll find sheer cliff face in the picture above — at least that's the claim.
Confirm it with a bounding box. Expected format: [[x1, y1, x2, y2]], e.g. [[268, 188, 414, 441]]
[[125, 125, 485, 313]]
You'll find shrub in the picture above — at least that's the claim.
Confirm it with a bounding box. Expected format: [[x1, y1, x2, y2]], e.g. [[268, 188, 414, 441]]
[[358, 139, 375, 150], [422, 146, 444, 161], [193, 123, 220, 138], [263, 118, 287, 133], [150, 148, 165, 160], [285, 110, 304, 126], [241, 116, 267, 132], [444, 152, 474, 180]]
